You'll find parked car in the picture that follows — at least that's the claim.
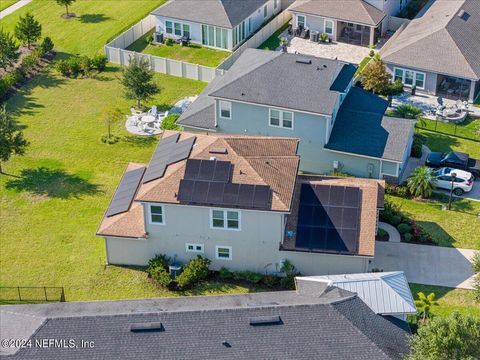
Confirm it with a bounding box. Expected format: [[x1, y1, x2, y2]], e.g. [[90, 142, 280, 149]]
[[426, 151, 480, 179], [433, 167, 474, 195]]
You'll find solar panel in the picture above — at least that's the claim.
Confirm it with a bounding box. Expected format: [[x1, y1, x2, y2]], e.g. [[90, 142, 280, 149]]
[[237, 184, 255, 207], [177, 179, 195, 202], [143, 134, 196, 184], [213, 161, 231, 182], [253, 185, 271, 209], [106, 166, 145, 217], [198, 160, 215, 181], [295, 183, 361, 253], [184, 159, 232, 183]]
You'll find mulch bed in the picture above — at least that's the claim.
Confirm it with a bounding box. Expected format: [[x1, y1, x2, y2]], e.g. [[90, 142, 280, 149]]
[[376, 233, 390, 242]]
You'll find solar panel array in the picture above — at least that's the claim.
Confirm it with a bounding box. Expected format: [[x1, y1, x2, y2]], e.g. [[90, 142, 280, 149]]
[[143, 134, 196, 184], [177, 180, 272, 209], [106, 166, 146, 217], [184, 159, 232, 183], [295, 183, 361, 253]]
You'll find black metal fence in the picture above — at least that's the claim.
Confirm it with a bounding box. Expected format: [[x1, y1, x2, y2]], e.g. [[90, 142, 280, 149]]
[[0, 286, 65, 303], [415, 118, 479, 142]]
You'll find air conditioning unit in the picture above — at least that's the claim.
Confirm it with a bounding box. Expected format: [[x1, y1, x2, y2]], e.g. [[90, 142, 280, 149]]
[[154, 32, 164, 44], [333, 160, 339, 170]]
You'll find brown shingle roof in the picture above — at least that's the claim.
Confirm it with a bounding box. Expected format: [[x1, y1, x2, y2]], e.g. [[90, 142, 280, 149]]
[[97, 131, 300, 238], [282, 175, 384, 257]]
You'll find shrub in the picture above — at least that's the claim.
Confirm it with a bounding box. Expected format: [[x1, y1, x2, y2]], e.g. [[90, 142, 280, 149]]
[[419, 233, 431, 242], [319, 32, 329, 42], [55, 59, 70, 76], [369, 50, 375, 57], [404, 233, 413, 242], [473, 273, 480, 303], [161, 114, 182, 130], [146, 34, 154, 44], [262, 275, 279, 288], [472, 251, 480, 274], [385, 183, 409, 198], [397, 223, 411, 234], [377, 228, 387, 237], [149, 266, 171, 287], [391, 215, 402, 226], [392, 104, 423, 119], [280, 259, 300, 290], [41, 37, 54, 53], [164, 38, 174, 46], [146, 254, 170, 275], [101, 134, 119, 144], [380, 199, 403, 224], [233, 271, 263, 284], [218, 266, 234, 280], [91, 54, 108, 71], [67, 56, 82, 77], [20, 53, 38, 73], [0, 72, 19, 97], [176, 256, 211, 289]]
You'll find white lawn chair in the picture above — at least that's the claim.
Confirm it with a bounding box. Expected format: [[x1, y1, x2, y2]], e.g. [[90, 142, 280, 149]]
[[147, 105, 158, 118], [158, 110, 169, 120]]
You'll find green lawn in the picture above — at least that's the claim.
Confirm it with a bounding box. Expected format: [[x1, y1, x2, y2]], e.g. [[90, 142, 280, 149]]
[[0, 64, 265, 302], [127, 31, 230, 68], [0, 0, 18, 11], [410, 284, 480, 318], [416, 116, 480, 141], [417, 128, 480, 159], [258, 21, 289, 50], [0, 0, 165, 56], [387, 194, 480, 249]]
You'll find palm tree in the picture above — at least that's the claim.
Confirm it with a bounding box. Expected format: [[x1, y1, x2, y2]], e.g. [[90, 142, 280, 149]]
[[415, 292, 439, 323], [407, 166, 436, 198]]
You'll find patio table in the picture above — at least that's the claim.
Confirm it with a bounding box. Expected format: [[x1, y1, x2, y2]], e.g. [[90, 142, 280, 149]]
[[141, 115, 156, 124]]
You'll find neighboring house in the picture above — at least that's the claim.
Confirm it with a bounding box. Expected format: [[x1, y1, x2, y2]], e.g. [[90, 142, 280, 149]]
[[97, 131, 385, 275], [296, 271, 417, 321], [0, 281, 411, 359], [288, 0, 410, 47], [382, 0, 480, 102], [150, 0, 282, 51], [178, 49, 415, 181]]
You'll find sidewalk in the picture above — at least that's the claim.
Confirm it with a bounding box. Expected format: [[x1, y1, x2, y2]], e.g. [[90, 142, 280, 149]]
[[0, 0, 32, 19]]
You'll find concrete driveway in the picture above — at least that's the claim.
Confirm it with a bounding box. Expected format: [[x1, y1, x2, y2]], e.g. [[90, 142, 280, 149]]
[[369, 241, 476, 289]]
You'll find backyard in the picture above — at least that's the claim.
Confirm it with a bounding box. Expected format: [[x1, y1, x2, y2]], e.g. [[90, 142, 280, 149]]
[[415, 116, 480, 142], [127, 31, 231, 67]]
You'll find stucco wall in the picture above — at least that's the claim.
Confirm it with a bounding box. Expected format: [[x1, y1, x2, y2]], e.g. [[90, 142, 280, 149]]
[[386, 63, 438, 95], [155, 17, 205, 46]]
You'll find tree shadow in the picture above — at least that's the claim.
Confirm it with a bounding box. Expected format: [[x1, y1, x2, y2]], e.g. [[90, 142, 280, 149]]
[[123, 135, 158, 148], [415, 221, 455, 247], [421, 131, 461, 152], [5, 167, 102, 199], [78, 13, 111, 23]]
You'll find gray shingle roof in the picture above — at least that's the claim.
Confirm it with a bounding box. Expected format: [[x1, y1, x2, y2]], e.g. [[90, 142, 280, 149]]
[[209, 49, 353, 115], [382, 0, 480, 80], [1, 286, 410, 360], [326, 87, 415, 162], [289, 0, 386, 26], [151, 0, 269, 28]]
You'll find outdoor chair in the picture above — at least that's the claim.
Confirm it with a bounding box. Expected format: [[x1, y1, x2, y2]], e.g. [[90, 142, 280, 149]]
[[147, 105, 158, 118], [158, 110, 169, 120]]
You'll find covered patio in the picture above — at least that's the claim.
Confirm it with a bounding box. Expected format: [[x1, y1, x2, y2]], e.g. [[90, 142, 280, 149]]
[[336, 21, 380, 47], [436, 75, 474, 101]]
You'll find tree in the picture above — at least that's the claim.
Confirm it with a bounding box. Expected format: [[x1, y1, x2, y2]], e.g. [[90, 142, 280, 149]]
[[0, 105, 29, 174], [121, 56, 159, 109], [414, 292, 438, 323], [407, 312, 480, 360], [0, 29, 19, 71], [102, 106, 123, 143], [407, 166, 436, 199], [56, 0, 76, 17], [14, 12, 42, 48], [361, 57, 392, 94]]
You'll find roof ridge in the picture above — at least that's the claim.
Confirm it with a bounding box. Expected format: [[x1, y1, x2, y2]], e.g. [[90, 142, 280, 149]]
[[217, 0, 234, 28]]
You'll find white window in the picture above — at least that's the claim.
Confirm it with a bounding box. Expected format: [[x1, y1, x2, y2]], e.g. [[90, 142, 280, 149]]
[[211, 209, 240, 230], [216, 246, 232, 260], [165, 21, 173, 34], [297, 15, 305, 28], [186, 243, 204, 253], [174, 22, 182, 36], [269, 109, 294, 129], [182, 24, 190, 38], [149, 205, 164, 224], [325, 20, 334, 35], [393, 67, 426, 89], [264, 4, 268, 18], [219, 101, 231, 119]]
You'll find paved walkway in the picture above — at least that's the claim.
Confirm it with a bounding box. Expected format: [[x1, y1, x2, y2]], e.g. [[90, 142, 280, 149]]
[[378, 222, 401, 242], [399, 145, 430, 184], [0, 0, 32, 19], [370, 241, 476, 289]]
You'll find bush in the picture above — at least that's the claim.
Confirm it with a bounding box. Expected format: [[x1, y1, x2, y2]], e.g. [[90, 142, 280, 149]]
[[176, 255, 211, 289], [101, 134, 119, 144], [146, 254, 170, 275], [0, 72, 19, 97], [369, 50, 375, 57], [319, 32, 329, 42], [472, 252, 480, 274], [404, 233, 413, 242], [218, 266, 234, 280], [164, 38, 174, 46], [161, 114, 182, 130], [397, 223, 411, 234], [392, 103, 423, 119], [473, 273, 480, 303], [377, 228, 387, 237], [280, 259, 300, 290], [55, 59, 70, 76], [41, 37, 54, 53], [149, 266, 171, 287], [262, 275, 279, 288], [385, 183, 409, 198], [146, 34, 154, 44], [233, 271, 263, 284], [91, 54, 108, 71], [391, 215, 402, 226]]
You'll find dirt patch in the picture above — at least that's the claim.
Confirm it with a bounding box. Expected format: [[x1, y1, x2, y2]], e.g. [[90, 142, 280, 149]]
[[61, 13, 76, 19]]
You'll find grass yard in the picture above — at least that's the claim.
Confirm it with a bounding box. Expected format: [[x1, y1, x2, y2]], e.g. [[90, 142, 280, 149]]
[[0, 0, 166, 56], [258, 21, 290, 50], [387, 194, 480, 249], [0, 0, 18, 12], [416, 116, 480, 142], [0, 64, 266, 302], [409, 284, 480, 318], [417, 128, 480, 159], [127, 31, 230, 68]]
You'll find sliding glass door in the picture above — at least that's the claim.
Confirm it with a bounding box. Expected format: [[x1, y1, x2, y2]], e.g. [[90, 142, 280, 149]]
[[202, 24, 228, 49]]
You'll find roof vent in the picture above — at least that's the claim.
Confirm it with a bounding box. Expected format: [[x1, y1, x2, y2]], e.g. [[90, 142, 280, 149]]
[[249, 316, 283, 326], [130, 322, 165, 333], [323, 64, 327, 68], [458, 10, 470, 20], [222, 341, 232, 348], [296, 58, 311, 65], [210, 156, 216, 161], [209, 148, 227, 154]]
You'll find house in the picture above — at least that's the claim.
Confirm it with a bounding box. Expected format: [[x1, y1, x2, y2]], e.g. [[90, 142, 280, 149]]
[[382, 0, 480, 102], [287, 0, 410, 47], [150, 0, 282, 51], [296, 271, 417, 321], [0, 280, 411, 359], [97, 131, 385, 275], [178, 49, 415, 181]]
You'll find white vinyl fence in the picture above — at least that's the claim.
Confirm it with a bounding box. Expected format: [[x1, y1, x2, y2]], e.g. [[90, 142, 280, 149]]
[[104, 15, 223, 82], [218, 10, 292, 70]]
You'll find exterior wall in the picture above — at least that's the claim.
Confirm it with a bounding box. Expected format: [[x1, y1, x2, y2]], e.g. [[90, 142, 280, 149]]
[[281, 251, 369, 275], [381, 160, 398, 177], [364, 0, 410, 16], [155, 16, 205, 46], [386, 63, 438, 95]]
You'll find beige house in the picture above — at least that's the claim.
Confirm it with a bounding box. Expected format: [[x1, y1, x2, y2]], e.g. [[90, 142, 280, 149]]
[[97, 131, 385, 275]]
